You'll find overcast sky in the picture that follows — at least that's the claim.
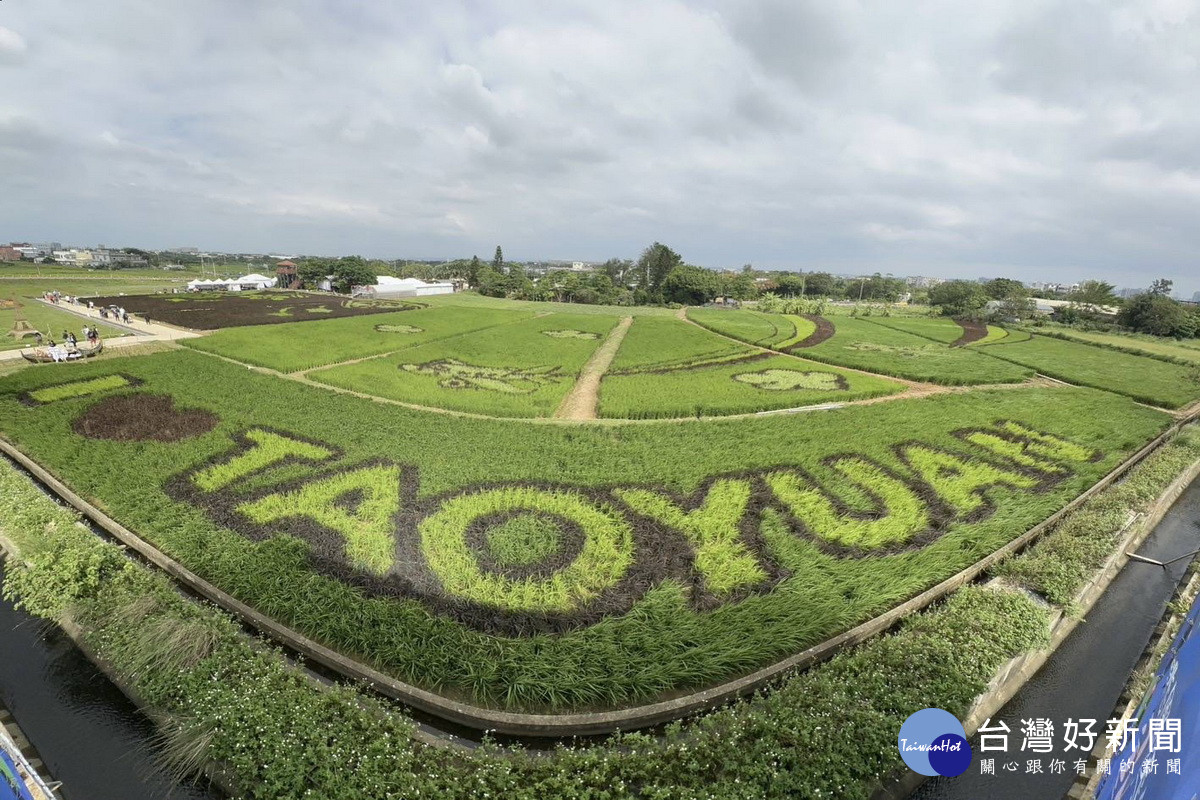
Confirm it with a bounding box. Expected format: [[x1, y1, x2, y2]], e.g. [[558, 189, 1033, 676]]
[[1, 1, 1198, 294]]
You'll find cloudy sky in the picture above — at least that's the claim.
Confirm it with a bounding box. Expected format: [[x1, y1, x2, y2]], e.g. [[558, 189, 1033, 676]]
[[1, 1, 1198, 294]]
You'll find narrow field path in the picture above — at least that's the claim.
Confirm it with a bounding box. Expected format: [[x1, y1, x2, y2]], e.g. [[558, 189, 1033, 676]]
[[555, 316, 633, 420]]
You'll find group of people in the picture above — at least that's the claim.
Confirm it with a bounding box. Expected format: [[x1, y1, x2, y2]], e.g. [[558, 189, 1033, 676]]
[[33, 324, 101, 351], [97, 304, 132, 324]]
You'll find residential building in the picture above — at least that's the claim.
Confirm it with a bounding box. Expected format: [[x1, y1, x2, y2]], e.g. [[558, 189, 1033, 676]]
[[0, 246, 21, 261]]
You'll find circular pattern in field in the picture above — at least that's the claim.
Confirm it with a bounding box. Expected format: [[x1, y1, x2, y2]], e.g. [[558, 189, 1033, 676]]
[[482, 513, 564, 567], [420, 487, 635, 613], [731, 369, 849, 391], [72, 393, 219, 442]]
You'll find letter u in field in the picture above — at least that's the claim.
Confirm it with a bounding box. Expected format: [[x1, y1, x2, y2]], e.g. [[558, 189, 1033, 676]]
[[764, 458, 931, 550]]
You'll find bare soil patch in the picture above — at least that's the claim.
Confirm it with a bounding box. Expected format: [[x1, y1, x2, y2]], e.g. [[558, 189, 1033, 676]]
[[951, 318, 988, 347], [85, 291, 422, 330], [789, 315, 835, 349], [72, 393, 219, 442]]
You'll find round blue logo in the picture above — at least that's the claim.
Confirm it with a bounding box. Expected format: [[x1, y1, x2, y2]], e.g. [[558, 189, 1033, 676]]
[[898, 708, 972, 777]]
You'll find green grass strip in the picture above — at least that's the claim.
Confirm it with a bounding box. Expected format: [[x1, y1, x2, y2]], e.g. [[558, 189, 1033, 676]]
[[28, 374, 131, 404]]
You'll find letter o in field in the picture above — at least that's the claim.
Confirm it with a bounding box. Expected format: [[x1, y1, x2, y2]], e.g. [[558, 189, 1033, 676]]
[[419, 487, 635, 613]]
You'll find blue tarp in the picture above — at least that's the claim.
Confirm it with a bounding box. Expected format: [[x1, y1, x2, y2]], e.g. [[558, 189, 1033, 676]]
[[0, 750, 37, 800], [1095, 591, 1200, 800]]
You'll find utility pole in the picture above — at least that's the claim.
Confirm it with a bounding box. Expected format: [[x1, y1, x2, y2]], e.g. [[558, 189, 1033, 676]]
[[859, 277, 866, 301]]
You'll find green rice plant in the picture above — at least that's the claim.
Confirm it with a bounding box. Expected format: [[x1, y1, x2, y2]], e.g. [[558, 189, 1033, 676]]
[[970, 325, 1010, 346], [798, 317, 1034, 385], [310, 312, 619, 417], [687, 307, 799, 347], [765, 458, 930, 549], [542, 329, 601, 340], [618, 478, 765, 595], [608, 316, 754, 373], [192, 429, 333, 492], [961, 420, 1096, 472], [978, 326, 1032, 346], [183, 306, 532, 372], [1026, 326, 1200, 365], [981, 334, 1200, 409], [775, 315, 818, 348], [26, 373, 133, 404], [419, 486, 634, 612], [374, 323, 423, 334], [859, 315, 964, 344], [484, 514, 562, 566], [731, 369, 844, 391], [240, 464, 402, 576], [900, 445, 1040, 517], [0, 347, 1172, 710], [599, 355, 902, 419]]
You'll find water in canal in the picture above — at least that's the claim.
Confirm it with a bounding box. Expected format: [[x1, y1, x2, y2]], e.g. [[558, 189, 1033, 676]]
[[913, 478, 1200, 800], [0, 561, 221, 800]]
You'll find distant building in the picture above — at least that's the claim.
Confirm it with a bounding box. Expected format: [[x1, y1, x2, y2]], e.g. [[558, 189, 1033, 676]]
[[275, 260, 298, 288], [0, 246, 21, 262], [907, 276, 945, 289], [353, 276, 454, 298], [1192, 291, 1200, 303]]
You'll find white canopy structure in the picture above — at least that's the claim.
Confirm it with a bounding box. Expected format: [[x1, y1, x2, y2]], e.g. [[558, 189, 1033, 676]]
[[187, 274, 277, 292], [354, 276, 454, 298]]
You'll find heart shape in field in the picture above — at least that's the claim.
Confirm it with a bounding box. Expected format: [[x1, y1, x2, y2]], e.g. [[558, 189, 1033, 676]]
[[72, 393, 219, 442]]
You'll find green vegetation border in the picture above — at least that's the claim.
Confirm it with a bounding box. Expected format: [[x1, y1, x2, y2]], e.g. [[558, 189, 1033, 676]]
[[1020, 325, 1200, 367], [2, 402, 1194, 737]]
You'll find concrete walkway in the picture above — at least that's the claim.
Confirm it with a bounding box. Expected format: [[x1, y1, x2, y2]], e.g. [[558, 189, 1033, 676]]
[[31, 298, 201, 341]]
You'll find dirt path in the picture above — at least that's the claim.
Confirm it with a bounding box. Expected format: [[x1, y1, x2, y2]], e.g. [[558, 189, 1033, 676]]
[[554, 317, 634, 420]]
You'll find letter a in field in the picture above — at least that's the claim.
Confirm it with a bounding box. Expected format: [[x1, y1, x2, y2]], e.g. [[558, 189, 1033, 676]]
[[900, 445, 1039, 518], [765, 458, 928, 549], [238, 464, 401, 576], [192, 429, 333, 492], [617, 479, 765, 596], [961, 421, 1097, 474]]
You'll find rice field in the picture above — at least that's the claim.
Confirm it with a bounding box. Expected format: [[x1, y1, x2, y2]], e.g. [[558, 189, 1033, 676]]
[[0, 346, 1169, 710]]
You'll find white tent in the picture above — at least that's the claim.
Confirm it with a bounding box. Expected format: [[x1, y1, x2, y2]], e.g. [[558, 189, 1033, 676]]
[[232, 273, 277, 290], [357, 275, 454, 298]]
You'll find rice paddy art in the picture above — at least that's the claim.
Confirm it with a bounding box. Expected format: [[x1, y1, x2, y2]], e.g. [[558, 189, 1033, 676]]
[[399, 359, 564, 394]]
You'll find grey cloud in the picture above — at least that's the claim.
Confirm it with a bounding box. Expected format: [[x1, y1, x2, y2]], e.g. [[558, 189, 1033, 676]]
[[0, 1, 1196, 296]]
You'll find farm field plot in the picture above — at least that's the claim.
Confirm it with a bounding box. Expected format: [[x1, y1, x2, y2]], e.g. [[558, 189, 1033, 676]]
[[797, 316, 1034, 385], [687, 308, 811, 348], [599, 354, 903, 418], [0, 300, 129, 350], [183, 305, 532, 372], [417, 291, 678, 318], [607, 316, 756, 373], [861, 316, 969, 344], [0, 348, 1169, 711], [86, 291, 422, 330], [982, 335, 1200, 409], [1032, 327, 1200, 364], [308, 312, 619, 417]]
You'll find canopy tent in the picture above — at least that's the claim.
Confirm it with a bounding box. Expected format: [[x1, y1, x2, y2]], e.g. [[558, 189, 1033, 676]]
[[354, 276, 454, 298]]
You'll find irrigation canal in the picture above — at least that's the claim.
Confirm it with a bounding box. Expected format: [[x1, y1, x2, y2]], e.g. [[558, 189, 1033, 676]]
[[912, 476, 1200, 800], [0, 562, 222, 800]]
